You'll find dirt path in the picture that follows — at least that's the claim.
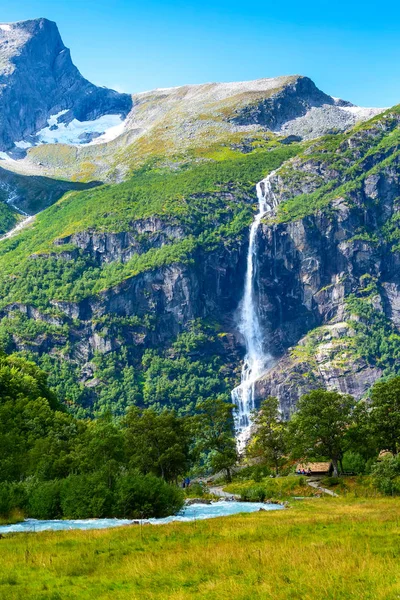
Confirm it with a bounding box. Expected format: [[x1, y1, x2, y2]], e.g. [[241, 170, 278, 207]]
[[307, 480, 338, 497], [208, 486, 240, 499]]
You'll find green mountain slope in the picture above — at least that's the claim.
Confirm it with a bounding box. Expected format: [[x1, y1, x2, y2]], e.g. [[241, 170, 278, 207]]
[[0, 138, 299, 415], [0, 89, 398, 417]]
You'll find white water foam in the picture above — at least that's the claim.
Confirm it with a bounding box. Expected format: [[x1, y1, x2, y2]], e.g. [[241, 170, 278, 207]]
[[0, 181, 28, 216], [0, 215, 35, 242], [231, 171, 278, 451], [0, 502, 284, 534]]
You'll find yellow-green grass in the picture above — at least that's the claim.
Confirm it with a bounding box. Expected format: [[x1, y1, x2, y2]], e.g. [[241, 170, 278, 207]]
[[223, 475, 321, 499], [224, 475, 384, 503], [1, 497, 400, 599]]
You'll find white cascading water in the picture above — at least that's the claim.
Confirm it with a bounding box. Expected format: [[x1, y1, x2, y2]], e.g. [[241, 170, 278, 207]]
[[231, 171, 277, 451], [0, 182, 33, 243]]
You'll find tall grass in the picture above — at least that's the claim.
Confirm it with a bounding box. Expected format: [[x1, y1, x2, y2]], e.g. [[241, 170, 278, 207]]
[[0, 497, 400, 599]]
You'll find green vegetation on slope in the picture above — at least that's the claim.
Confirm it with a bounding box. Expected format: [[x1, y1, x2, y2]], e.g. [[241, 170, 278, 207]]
[[346, 295, 400, 376], [0, 143, 299, 307], [0, 318, 234, 417], [275, 105, 400, 222], [0, 201, 18, 234]]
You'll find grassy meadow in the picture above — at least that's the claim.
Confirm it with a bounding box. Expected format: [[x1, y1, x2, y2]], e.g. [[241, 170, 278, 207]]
[[1, 496, 400, 599]]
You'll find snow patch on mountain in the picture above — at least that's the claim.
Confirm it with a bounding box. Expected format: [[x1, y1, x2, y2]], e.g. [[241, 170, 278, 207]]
[[14, 140, 32, 149], [35, 112, 126, 146]]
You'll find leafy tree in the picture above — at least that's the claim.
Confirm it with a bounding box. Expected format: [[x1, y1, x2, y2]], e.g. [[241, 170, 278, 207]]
[[288, 389, 355, 476], [124, 407, 190, 482], [369, 376, 400, 455], [249, 396, 287, 474], [346, 400, 378, 462], [191, 397, 237, 481], [72, 414, 124, 487], [0, 352, 78, 482], [27, 480, 62, 519]]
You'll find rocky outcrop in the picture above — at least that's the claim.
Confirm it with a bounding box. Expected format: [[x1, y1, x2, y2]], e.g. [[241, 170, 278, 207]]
[[0, 18, 132, 150], [230, 76, 383, 140], [255, 322, 383, 419], [53, 218, 186, 264], [231, 76, 339, 129]]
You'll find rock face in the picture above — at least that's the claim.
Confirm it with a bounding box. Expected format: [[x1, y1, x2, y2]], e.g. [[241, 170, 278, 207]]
[[231, 76, 344, 130], [53, 218, 186, 264], [0, 18, 132, 150], [246, 114, 400, 415]]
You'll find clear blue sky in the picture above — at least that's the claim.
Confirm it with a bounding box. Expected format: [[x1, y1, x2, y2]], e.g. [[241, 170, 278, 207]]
[[2, 0, 399, 107]]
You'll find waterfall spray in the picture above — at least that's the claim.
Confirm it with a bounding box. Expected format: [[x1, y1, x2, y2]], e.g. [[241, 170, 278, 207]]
[[231, 171, 277, 451]]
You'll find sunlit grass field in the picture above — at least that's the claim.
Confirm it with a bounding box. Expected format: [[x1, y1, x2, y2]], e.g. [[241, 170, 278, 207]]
[[1, 497, 400, 599]]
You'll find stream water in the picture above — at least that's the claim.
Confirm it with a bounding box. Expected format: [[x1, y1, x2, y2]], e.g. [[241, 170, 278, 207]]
[[0, 501, 283, 534], [0, 181, 34, 242], [231, 172, 277, 450]]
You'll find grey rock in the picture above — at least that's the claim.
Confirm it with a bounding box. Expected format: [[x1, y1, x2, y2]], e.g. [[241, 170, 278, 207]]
[[0, 18, 132, 150]]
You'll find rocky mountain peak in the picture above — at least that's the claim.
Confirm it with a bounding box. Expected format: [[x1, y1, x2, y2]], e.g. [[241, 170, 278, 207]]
[[0, 18, 132, 151]]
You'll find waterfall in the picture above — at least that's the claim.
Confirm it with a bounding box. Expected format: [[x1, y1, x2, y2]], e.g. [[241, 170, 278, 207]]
[[231, 170, 277, 451], [0, 181, 29, 216], [0, 181, 34, 243]]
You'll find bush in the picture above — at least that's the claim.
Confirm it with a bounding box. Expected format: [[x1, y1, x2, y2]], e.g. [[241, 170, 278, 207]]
[[114, 472, 184, 518], [185, 482, 205, 497], [322, 476, 341, 487], [342, 451, 367, 475], [240, 486, 267, 502], [371, 456, 400, 496], [60, 474, 113, 519], [0, 483, 11, 516], [28, 480, 62, 519], [0, 482, 29, 518], [235, 465, 271, 482]]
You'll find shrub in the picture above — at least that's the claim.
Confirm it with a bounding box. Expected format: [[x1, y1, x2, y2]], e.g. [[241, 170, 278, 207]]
[[342, 451, 367, 475], [114, 472, 184, 518], [322, 476, 341, 487], [28, 480, 62, 519], [235, 465, 271, 482], [60, 474, 113, 519], [240, 486, 267, 502], [371, 456, 400, 496], [185, 482, 205, 497], [0, 483, 11, 516]]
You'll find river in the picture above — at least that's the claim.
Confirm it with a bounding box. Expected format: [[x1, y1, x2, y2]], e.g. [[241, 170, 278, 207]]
[[0, 501, 283, 534]]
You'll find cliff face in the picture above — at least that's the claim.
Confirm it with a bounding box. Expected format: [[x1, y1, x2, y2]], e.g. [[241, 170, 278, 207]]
[[0, 18, 132, 150], [248, 112, 400, 415]]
